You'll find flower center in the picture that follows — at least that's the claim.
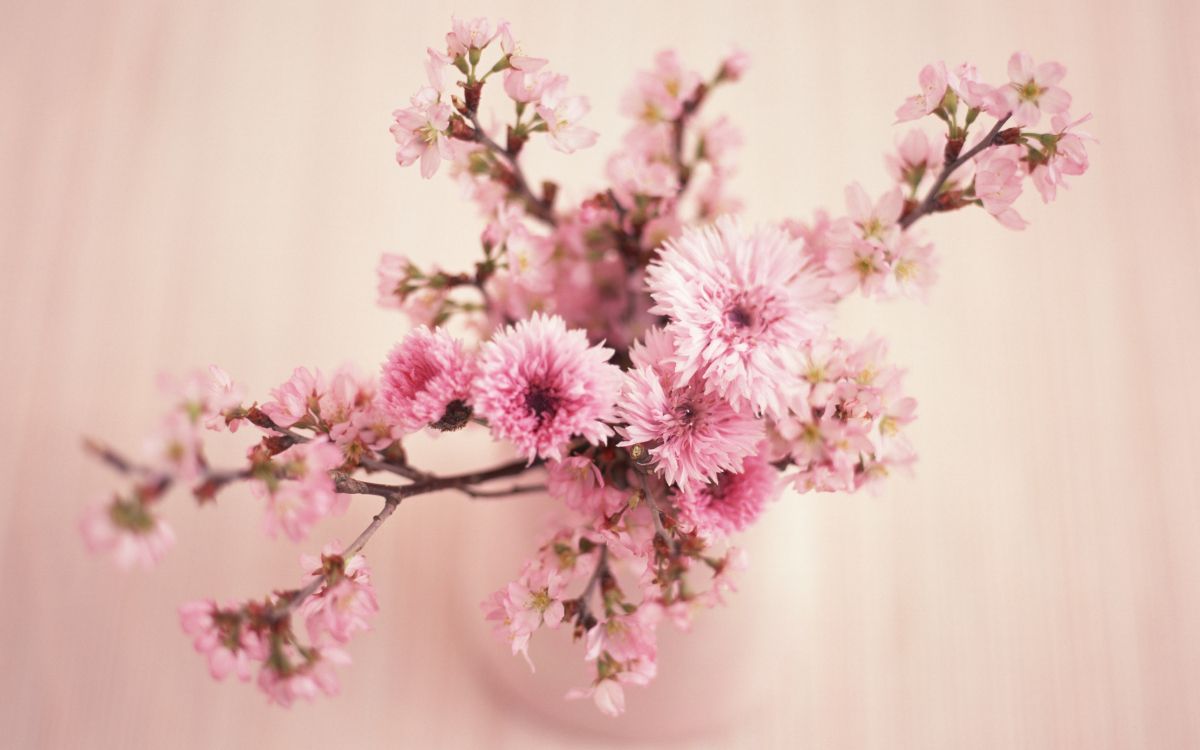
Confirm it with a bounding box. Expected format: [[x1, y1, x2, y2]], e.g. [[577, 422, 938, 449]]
[[419, 124, 441, 145], [725, 304, 754, 328], [524, 385, 559, 420], [675, 400, 698, 425]]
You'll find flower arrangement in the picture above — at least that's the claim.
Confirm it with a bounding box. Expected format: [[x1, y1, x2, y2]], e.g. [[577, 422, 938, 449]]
[[82, 16, 1093, 716]]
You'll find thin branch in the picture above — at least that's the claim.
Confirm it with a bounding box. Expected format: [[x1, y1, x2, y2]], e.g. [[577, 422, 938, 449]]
[[899, 114, 1012, 230], [465, 111, 557, 226], [574, 544, 609, 627], [272, 494, 402, 620], [280, 457, 541, 619], [462, 482, 546, 498], [637, 470, 674, 550]]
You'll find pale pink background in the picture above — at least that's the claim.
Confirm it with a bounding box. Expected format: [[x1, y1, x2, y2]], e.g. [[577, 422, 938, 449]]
[[3, 0, 1199, 747]]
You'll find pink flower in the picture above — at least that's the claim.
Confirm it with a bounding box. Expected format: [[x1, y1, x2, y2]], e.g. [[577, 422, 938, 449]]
[[998, 52, 1071, 128], [647, 217, 829, 417], [299, 544, 379, 645], [142, 412, 204, 482], [375, 254, 452, 325], [504, 69, 557, 104], [380, 326, 476, 432], [621, 50, 701, 123], [445, 16, 497, 58], [317, 366, 382, 445], [784, 210, 847, 268], [80, 497, 175, 570], [674, 453, 781, 537], [483, 566, 571, 670], [974, 144, 1028, 229], [827, 237, 890, 297], [473, 313, 623, 462], [535, 78, 598, 154], [717, 48, 750, 82], [617, 365, 763, 489], [698, 116, 742, 173], [947, 62, 996, 111], [584, 604, 660, 664], [179, 600, 266, 681], [846, 183, 904, 243], [547, 456, 625, 518], [204, 366, 247, 431], [497, 21, 547, 72], [890, 233, 938, 298], [157, 366, 245, 432], [697, 546, 750, 607], [885, 129, 945, 189], [567, 678, 627, 717], [391, 91, 454, 179], [255, 438, 348, 541], [261, 367, 323, 429], [257, 644, 349, 707], [606, 152, 679, 203], [772, 336, 919, 494], [1030, 112, 1094, 203], [567, 612, 659, 717], [895, 62, 948, 122]]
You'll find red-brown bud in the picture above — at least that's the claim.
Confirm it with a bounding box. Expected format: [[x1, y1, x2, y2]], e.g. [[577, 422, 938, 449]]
[[995, 127, 1023, 145], [944, 136, 965, 162]]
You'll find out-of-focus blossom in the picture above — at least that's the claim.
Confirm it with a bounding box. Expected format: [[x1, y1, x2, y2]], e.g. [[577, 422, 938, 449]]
[[255, 438, 348, 542], [179, 600, 266, 681], [299, 544, 379, 645], [80, 497, 175, 570]]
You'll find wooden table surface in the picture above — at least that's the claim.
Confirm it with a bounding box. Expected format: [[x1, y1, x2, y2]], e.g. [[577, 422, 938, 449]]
[[3, 1, 1198, 747]]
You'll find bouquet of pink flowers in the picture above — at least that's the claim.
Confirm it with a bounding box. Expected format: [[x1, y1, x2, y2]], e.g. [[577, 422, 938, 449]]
[[82, 16, 1093, 716]]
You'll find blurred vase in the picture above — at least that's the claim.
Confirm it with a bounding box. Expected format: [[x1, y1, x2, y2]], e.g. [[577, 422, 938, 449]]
[[447, 472, 800, 740]]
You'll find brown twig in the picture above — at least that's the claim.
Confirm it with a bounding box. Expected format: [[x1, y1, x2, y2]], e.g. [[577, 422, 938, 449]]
[[465, 111, 557, 226], [899, 114, 1012, 230], [574, 544, 609, 628]]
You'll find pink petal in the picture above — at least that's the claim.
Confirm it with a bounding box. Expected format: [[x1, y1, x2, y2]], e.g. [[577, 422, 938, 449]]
[[1039, 86, 1072, 115], [1008, 52, 1034, 83], [419, 145, 441, 179], [1034, 61, 1067, 86]]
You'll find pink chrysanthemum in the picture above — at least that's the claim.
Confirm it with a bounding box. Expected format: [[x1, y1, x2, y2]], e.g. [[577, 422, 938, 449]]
[[473, 313, 622, 461], [674, 453, 781, 537], [647, 217, 829, 417], [616, 366, 763, 489], [380, 326, 476, 432]]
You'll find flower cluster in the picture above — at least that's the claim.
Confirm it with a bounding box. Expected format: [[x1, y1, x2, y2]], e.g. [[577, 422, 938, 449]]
[[82, 16, 1092, 717], [179, 544, 377, 706]]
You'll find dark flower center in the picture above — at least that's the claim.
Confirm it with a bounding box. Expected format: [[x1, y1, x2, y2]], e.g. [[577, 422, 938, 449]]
[[675, 401, 698, 425], [431, 399, 472, 431], [725, 304, 754, 328], [524, 386, 559, 420]]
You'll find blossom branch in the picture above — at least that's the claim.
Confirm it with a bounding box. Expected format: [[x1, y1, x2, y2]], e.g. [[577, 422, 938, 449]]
[[572, 543, 609, 629], [899, 113, 1011, 229], [464, 110, 557, 226]]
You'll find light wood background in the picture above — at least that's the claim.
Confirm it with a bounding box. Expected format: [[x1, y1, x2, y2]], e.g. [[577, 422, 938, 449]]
[[3, 0, 1199, 747]]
